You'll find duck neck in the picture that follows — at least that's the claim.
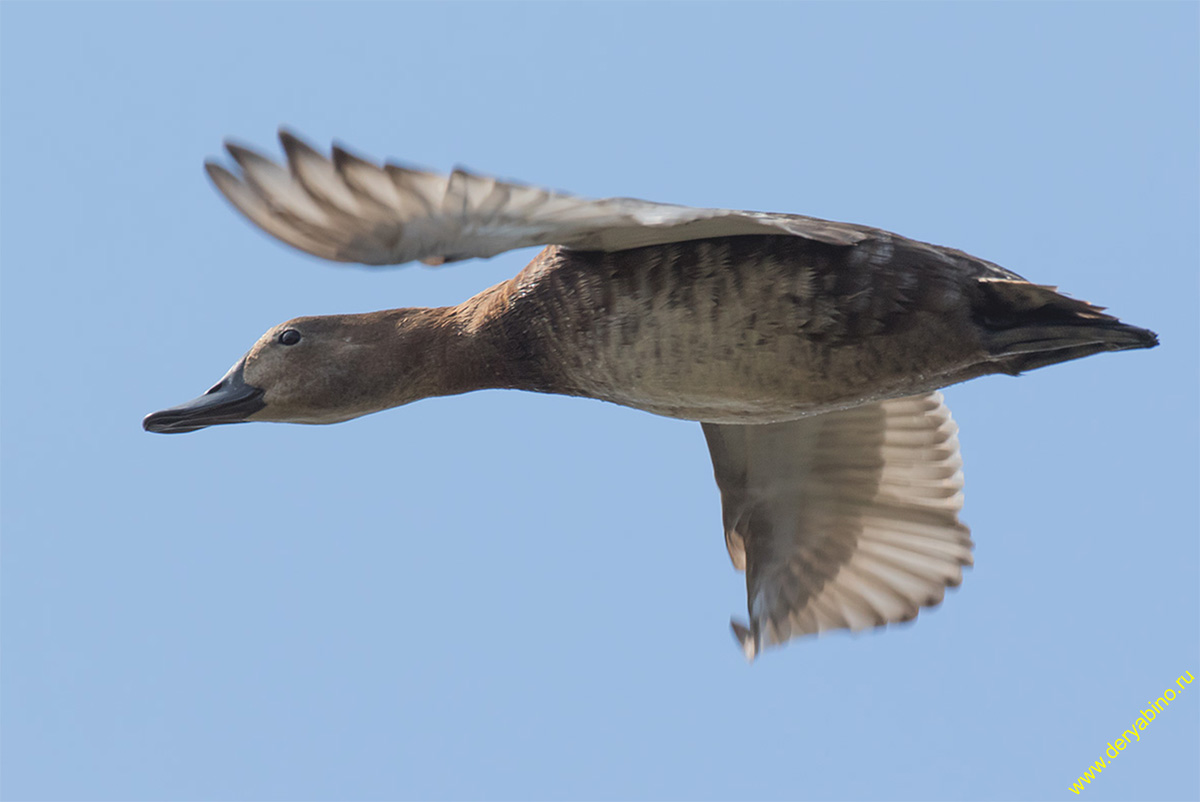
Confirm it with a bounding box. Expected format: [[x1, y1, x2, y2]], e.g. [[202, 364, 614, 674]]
[[372, 282, 554, 411], [438, 279, 561, 398]]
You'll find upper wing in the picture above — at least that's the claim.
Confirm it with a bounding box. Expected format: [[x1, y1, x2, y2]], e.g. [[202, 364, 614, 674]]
[[204, 130, 876, 267], [702, 392, 973, 660]]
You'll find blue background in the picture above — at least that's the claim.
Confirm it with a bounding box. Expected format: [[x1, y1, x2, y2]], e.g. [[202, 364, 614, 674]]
[[2, 3, 1197, 800]]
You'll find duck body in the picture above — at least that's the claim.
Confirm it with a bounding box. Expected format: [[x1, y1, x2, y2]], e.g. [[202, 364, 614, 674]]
[[461, 233, 1139, 424], [473, 236, 954, 422], [144, 132, 1157, 659]]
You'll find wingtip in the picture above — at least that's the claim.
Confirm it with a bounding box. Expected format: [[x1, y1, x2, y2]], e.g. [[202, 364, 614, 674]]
[[730, 619, 758, 663], [223, 140, 265, 168], [278, 128, 320, 162], [203, 160, 234, 185], [331, 141, 376, 170]]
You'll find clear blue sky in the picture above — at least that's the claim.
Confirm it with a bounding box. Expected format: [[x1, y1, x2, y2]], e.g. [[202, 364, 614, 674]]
[[2, 3, 1196, 800]]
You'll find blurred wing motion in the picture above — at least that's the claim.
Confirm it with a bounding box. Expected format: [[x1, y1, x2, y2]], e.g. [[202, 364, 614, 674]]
[[205, 129, 877, 266], [703, 392, 973, 660]]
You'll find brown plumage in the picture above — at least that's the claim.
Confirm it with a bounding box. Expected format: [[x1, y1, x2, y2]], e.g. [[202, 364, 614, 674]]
[[144, 130, 1157, 659]]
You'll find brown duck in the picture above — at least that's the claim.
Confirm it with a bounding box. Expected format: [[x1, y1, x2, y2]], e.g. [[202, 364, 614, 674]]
[[144, 131, 1157, 660]]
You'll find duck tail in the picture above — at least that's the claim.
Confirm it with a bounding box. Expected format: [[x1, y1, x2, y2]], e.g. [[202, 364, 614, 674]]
[[974, 278, 1158, 375]]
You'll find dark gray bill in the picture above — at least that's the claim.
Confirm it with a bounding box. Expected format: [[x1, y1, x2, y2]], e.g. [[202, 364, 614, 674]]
[[143, 357, 265, 434]]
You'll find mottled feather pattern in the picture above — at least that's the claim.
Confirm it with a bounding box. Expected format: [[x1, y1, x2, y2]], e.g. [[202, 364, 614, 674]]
[[489, 236, 989, 424]]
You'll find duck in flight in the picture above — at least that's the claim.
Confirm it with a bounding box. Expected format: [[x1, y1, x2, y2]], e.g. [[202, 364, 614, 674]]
[[144, 131, 1157, 660]]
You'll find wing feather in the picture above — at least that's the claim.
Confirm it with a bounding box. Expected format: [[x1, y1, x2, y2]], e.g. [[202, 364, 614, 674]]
[[702, 391, 973, 660], [205, 129, 877, 267]]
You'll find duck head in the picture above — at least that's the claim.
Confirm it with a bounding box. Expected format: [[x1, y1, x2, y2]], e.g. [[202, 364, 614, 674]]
[[143, 309, 468, 434]]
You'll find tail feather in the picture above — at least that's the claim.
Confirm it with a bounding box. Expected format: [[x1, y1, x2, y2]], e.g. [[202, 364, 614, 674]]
[[974, 279, 1158, 374]]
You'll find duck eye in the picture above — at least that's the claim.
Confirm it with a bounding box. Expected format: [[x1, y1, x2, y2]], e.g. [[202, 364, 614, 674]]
[[278, 329, 302, 346]]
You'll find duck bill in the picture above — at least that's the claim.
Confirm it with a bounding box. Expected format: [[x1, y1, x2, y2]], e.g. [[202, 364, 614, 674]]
[[143, 357, 266, 434]]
